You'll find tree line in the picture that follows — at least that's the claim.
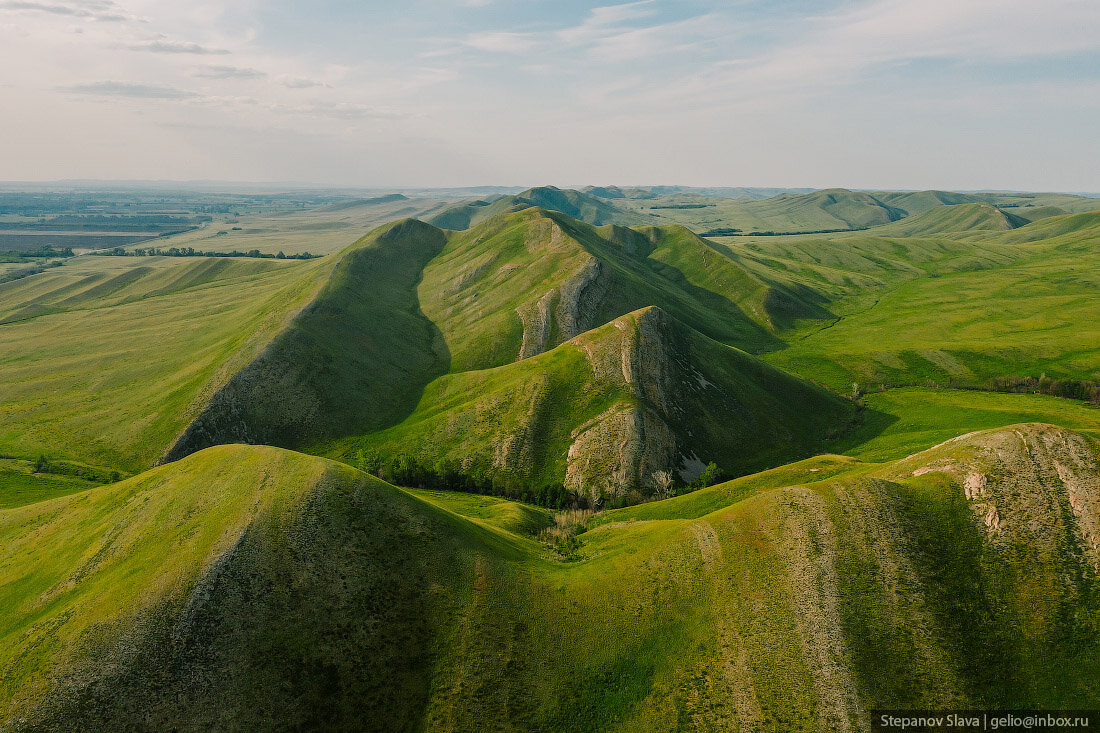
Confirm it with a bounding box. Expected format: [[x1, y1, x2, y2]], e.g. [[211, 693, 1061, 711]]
[[353, 451, 729, 511], [93, 246, 317, 259]]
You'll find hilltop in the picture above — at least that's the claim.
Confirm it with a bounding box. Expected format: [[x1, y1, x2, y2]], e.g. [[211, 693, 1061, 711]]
[[427, 186, 654, 230]]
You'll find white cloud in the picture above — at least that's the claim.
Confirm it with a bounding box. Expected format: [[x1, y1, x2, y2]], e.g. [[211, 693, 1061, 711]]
[[62, 80, 197, 98], [129, 39, 229, 54], [464, 31, 536, 53]]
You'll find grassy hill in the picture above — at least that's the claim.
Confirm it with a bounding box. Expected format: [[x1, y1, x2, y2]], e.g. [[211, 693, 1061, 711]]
[[4, 423, 1100, 730], [867, 202, 1027, 236], [165, 218, 450, 460], [418, 208, 789, 373], [333, 306, 856, 500], [427, 186, 652, 230], [763, 213, 1100, 391]]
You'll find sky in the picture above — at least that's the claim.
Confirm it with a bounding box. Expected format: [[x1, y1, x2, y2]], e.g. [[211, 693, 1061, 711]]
[[0, 0, 1097, 190]]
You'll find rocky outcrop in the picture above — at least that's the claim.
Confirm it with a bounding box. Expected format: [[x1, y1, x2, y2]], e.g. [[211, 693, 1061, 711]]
[[564, 307, 692, 499], [515, 256, 613, 361], [894, 424, 1100, 570]]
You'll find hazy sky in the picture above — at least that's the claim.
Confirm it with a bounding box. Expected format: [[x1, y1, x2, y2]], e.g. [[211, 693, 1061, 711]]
[[1, 0, 1097, 190]]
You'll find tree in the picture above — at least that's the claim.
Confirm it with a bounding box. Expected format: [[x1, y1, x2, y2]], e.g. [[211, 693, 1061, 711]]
[[653, 469, 675, 498]]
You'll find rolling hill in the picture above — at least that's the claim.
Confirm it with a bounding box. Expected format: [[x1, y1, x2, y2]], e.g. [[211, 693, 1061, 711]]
[[5, 181, 1100, 730], [866, 202, 1028, 236], [427, 186, 653, 230], [4, 423, 1100, 730], [335, 305, 856, 499]]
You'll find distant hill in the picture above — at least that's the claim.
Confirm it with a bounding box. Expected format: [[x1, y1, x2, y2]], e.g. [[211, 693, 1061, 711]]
[[320, 193, 409, 210], [427, 186, 653, 229], [868, 202, 1028, 236]]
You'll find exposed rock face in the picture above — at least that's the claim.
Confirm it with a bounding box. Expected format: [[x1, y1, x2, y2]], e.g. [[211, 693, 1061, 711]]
[[516, 256, 612, 360], [564, 307, 685, 500]]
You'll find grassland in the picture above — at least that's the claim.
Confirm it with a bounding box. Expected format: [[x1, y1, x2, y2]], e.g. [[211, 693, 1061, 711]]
[[4, 422, 1099, 730], [0, 254, 330, 470]]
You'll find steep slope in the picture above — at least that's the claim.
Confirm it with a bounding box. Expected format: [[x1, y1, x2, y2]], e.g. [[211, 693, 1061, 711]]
[[868, 202, 1027, 236], [337, 306, 856, 500], [0, 444, 521, 732], [427, 186, 652, 230], [165, 218, 449, 461], [5, 425, 1099, 731], [418, 208, 787, 373]]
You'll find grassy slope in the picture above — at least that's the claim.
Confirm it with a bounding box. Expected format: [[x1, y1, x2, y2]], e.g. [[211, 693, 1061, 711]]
[[165, 219, 450, 460], [0, 459, 98, 509], [867, 202, 1026, 236], [426, 186, 652, 230], [332, 306, 855, 494], [0, 255, 329, 472], [419, 209, 782, 374], [764, 216, 1100, 390], [5, 425, 1099, 731]]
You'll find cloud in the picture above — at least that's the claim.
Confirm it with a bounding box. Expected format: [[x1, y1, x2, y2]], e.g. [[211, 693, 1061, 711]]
[[280, 76, 329, 89], [0, 0, 134, 22], [557, 1, 656, 46], [464, 31, 536, 53], [61, 81, 198, 99], [195, 65, 265, 79], [268, 101, 405, 120], [129, 39, 229, 54]]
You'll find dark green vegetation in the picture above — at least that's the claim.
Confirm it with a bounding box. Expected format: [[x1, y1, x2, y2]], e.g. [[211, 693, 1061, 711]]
[[3, 184, 1100, 730]]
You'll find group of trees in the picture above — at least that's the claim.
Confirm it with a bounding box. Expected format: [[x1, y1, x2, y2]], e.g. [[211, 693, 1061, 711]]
[[94, 246, 317, 260], [0, 246, 74, 260], [354, 451, 732, 511], [355, 452, 580, 510], [32, 455, 120, 483], [986, 374, 1100, 404]]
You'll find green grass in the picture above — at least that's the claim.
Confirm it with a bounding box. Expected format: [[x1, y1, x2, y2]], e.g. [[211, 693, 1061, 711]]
[[0, 254, 330, 471], [6, 429, 1098, 729], [165, 218, 450, 460], [0, 459, 99, 509], [333, 306, 855, 496], [829, 387, 1100, 462]]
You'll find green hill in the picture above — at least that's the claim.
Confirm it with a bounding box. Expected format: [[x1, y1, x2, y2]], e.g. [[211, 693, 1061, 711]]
[[868, 202, 1027, 236], [427, 186, 654, 230], [165, 218, 450, 461], [418, 208, 792, 373], [875, 189, 985, 215], [0, 255, 330, 471], [335, 305, 856, 500], [5, 424, 1100, 730]]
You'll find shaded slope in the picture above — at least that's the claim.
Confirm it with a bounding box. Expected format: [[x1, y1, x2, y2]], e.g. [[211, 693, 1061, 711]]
[[5, 426, 1100, 731], [875, 189, 985, 215], [338, 306, 856, 500], [165, 219, 449, 461], [0, 444, 519, 732]]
